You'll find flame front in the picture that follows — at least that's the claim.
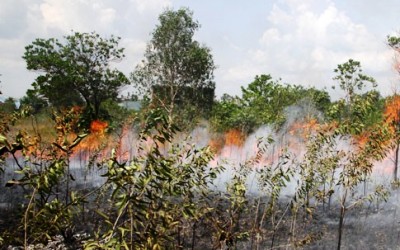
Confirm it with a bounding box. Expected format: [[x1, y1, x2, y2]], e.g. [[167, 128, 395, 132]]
[[224, 129, 245, 147], [90, 120, 108, 134]]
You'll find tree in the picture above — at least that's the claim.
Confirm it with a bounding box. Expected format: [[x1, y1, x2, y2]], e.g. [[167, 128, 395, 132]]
[[210, 74, 331, 134], [23, 31, 129, 120], [383, 95, 400, 181], [333, 59, 376, 104], [325, 59, 391, 249], [20, 89, 48, 114], [132, 8, 216, 126], [240, 74, 306, 128], [328, 59, 380, 135], [210, 94, 250, 133], [386, 34, 400, 181], [0, 97, 17, 114]]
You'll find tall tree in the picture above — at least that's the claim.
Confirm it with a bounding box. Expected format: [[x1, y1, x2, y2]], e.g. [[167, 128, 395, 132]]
[[328, 59, 380, 135], [132, 8, 216, 126], [386, 34, 400, 181], [23, 31, 129, 120]]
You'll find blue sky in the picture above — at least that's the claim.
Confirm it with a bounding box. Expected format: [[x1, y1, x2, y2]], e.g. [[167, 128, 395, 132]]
[[1, 0, 400, 100]]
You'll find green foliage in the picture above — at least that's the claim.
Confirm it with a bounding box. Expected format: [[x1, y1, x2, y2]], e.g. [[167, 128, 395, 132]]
[[361, 90, 385, 127], [98, 99, 132, 130], [0, 107, 31, 174], [328, 59, 382, 134], [387, 35, 400, 49], [0, 107, 87, 247], [210, 94, 251, 133], [85, 108, 222, 249], [20, 89, 48, 114], [253, 138, 293, 248], [241, 75, 289, 128], [295, 120, 392, 249], [211, 74, 331, 133], [0, 97, 17, 114], [332, 59, 377, 99], [23, 31, 129, 120], [302, 87, 332, 114], [132, 8, 216, 128], [294, 123, 341, 212], [208, 163, 251, 249]]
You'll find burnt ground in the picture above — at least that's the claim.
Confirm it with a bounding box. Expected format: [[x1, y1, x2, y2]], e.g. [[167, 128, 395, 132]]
[[2, 159, 400, 249], [2, 192, 400, 249]]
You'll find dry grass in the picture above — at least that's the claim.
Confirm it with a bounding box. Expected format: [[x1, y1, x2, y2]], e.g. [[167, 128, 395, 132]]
[[9, 112, 57, 144]]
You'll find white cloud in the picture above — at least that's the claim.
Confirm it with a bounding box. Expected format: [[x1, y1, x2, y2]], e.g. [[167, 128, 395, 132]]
[[115, 38, 147, 74], [260, 28, 281, 44], [0, 38, 34, 98], [37, 0, 117, 34], [0, 0, 398, 99], [0, 0, 175, 98], [130, 0, 171, 14], [221, 0, 394, 98], [0, 0, 30, 38]]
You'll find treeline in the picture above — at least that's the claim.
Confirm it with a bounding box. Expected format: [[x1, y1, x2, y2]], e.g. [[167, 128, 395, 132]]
[[0, 6, 396, 137], [1, 34, 395, 140]]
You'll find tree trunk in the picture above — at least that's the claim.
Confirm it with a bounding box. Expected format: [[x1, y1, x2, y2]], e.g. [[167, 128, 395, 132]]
[[337, 206, 345, 250], [394, 142, 399, 182], [337, 189, 347, 250]]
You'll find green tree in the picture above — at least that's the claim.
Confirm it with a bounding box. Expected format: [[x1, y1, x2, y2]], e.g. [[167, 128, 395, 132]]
[[0, 97, 17, 113], [211, 74, 331, 134], [386, 34, 400, 181], [242, 75, 331, 129], [240, 74, 303, 128], [328, 59, 380, 134], [20, 89, 48, 113], [325, 59, 391, 249], [132, 8, 216, 126], [23, 31, 129, 120], [210, 94, 250, 133], [333, 59, 376, 103]]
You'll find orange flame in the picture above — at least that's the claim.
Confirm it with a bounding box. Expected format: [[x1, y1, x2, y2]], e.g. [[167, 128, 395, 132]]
[[385, 95, 400, 125], [354, 132, 369, 150], [224, 129, 245, 147], [90, 120, 108, 134], [71, 120, 110, 157], [288, 117, 319, 139], [382, 95, 400, 144], [209, 136, 225, 154]]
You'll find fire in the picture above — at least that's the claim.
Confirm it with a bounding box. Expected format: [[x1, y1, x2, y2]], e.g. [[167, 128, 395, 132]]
[[90, 120, 108, 134], [209, 136, 224, 154], [384, 95, 400, 124], [289, 117, 319, 139], [384, 96, 400, 137], [354, 132, 369, 149], [71, 120, 110, 157], [353, 123, 393, 155], [224, 129, 245, 147]]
